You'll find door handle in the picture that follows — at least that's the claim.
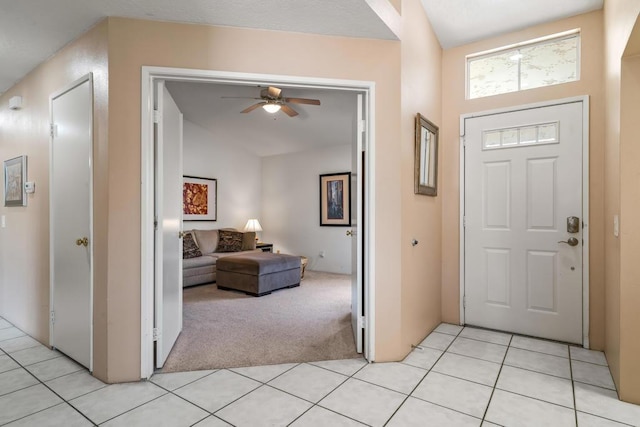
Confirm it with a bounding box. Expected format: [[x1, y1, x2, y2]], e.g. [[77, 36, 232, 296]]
[[75, 237, 89, 247], [558, 237, 579, 247], [346, 230, 355, 237]]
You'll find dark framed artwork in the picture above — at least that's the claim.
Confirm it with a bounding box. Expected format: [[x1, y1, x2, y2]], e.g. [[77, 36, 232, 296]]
[[415, 113, 439, 196], [319, 172, 351, 226], [183, 175, 217, 221], [4, 155, 27, 207]]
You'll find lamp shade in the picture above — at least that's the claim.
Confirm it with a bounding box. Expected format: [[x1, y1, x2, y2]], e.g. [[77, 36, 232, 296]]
[[244, 219, 263, 232]]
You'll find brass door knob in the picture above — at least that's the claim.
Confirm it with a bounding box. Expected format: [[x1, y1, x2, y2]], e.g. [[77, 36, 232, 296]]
[[346, 230, 355, 236], [76, 237, 89, 247], [178, 231, 185, 239]]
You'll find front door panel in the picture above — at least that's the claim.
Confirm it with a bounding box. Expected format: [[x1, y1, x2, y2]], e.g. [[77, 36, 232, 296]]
[[464, 102, 583, 344]]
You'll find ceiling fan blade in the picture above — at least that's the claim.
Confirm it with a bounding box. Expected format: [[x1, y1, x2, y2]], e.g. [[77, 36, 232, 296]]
[[221, 96, 262, 100], [261, 86, 282, 99], [281, 104, 299, 117], [241, 102, 266, 113], [284, 97, 321, 106]]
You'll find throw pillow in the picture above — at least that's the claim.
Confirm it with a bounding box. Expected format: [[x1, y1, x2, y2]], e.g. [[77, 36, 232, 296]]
[[217, 229, 244, 252], [183, 232, 202, 259], [241, 232, 257, 250]]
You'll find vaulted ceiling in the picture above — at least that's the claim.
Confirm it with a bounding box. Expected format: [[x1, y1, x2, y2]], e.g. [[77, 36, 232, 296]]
[[0, 0, 603, 96], [0, 1, 604, 156]]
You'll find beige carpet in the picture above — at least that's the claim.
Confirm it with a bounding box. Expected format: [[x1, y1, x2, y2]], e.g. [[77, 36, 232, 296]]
[[160, 270, 360, 372]]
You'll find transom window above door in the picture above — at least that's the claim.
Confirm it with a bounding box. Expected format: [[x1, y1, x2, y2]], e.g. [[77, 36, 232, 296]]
[[467, 30, 580, 99]]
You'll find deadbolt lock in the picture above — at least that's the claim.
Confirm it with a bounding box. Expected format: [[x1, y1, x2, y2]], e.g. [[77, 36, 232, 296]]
[[567, 216, 580, 233]]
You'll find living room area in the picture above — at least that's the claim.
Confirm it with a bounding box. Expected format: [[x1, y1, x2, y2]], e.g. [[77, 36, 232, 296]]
[[159, 80, 363, 372]]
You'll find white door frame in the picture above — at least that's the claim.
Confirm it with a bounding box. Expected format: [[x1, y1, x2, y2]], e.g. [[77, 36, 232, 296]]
[[49, 73, 95, 371], [459, 95, 590, 348], [140, 66, 377, 378]]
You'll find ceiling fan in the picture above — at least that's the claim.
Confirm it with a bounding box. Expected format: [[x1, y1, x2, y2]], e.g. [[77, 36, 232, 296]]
[[222, 86, 321, 117]]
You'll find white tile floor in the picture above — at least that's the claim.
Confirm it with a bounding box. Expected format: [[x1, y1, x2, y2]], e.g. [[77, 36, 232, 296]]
[[1, 317, 639, 426]]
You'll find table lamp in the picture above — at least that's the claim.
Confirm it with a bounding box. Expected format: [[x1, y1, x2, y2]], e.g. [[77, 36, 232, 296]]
[[244, 219, 262, 242]]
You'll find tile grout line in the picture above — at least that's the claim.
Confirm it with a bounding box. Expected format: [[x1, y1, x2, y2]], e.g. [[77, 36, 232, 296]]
[[480, 334, 513, 424], [569, 354, 579, 426], [287, 360, 371, 426], [0, 345, 98, 426], [90, 392, 170, 426], [575, 410, 636, 427], [147, 360, 369, 426], [381, 326, 466, 426]]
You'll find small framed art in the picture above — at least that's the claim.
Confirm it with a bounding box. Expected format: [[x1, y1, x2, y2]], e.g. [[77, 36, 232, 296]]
[[4, 155, 27, 207], [183, 175, 217, 221], [319, 172, 351, 226]]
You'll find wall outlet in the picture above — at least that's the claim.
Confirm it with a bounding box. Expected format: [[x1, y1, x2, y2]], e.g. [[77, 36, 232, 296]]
[[613, 215, 619, 237]]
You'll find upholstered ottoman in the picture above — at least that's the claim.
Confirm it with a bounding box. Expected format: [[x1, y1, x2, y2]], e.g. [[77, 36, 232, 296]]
[[216, 252, 301, 296]]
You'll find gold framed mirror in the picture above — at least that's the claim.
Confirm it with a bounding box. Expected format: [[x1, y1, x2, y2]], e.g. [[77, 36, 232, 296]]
[[414, 113, 439, 196]]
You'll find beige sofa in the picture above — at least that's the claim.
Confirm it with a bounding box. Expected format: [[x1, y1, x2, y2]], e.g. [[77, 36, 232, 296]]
[[183, 229, 261, 287]]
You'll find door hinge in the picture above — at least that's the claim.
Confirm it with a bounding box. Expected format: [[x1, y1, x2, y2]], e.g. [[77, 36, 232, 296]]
[[153, 110, 161, 124], [463, 296, 466, 308], [359, 120, 366, 152], [154, 217, 158, 230], [152, 327, 159, 341], [357, 316, 365, 329], [50, 311, 55, 324], [462, 137, 466, 147], [50, 123, 57, 138], [463, 216, 466, 228], [358, 119, 366, 135]]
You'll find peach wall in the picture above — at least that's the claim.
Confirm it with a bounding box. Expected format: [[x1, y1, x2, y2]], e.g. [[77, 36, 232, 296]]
[[604, 0, 640, 403], [619, 52, 640, 404], [440, 11, 606, 350], [399, 0, 442, 355], [106, 17, 407, 379], [0, 22, 109, 379]]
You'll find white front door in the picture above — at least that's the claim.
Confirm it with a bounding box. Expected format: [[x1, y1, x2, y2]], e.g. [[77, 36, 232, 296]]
[[154, 81, 184, 368], [350, 93, 366, 355], [50, 75, 93, 369], [464, 101, 585, 344]]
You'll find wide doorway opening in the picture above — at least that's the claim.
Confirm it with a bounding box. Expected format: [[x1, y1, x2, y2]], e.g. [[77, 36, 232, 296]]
[[140, 68, 375, 378]]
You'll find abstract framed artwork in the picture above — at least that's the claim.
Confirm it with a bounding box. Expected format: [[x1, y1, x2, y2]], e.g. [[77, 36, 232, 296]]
[[4, 155, 27, 207], [183, 175, 217, 221], [319, 172, 351, 226]]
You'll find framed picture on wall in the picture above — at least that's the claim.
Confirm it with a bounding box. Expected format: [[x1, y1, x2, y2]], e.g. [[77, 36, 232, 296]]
[[414, 113, 439, 196], [4, 155, 27, 207], [319, 172, 351, 226], [183, 175, 217, 221]]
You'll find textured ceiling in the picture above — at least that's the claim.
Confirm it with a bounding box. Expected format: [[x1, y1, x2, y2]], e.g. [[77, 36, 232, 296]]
[[165, 81, 357, 158], [0, 0, 399, 94], [421, 0, 603, 49]]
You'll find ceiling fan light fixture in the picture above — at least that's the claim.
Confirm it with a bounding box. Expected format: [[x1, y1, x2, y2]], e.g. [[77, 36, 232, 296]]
[[262, 103, 281, 113]]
